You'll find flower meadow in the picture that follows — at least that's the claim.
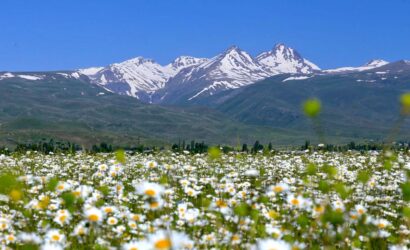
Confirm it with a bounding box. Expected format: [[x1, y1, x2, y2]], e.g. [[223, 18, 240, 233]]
[[0, 149, 410, 250]]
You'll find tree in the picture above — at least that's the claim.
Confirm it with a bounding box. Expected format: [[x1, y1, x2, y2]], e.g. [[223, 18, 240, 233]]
[[252, 141, 263, 154]]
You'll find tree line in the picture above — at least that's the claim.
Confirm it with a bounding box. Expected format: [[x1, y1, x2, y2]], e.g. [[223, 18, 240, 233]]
[[1, 138, 410, 155]]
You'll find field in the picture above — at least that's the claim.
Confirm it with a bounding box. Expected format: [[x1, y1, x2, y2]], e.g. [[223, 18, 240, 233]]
[[0, 150, 409, 250]]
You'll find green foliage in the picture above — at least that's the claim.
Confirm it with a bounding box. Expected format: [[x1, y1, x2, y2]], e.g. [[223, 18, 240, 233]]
[[357, 170, 370, 183], [403, 206, 410, 218], [334, 182, 350, 199], [322, 208, 344, 225], [303, 98, 321, 118], [208, 147, 221, 160], [401, 182, 410, 201], [234, 203, 251, 216], [115, 149, 126, 164], [98, 186, 110, 196], [400, 92, 410, 114], [318, 180, 330, 193], [61, 192, 76, 209], [306, 163, 317, 175], [0, 173, 20, 194], [46, 177, 59, 191]]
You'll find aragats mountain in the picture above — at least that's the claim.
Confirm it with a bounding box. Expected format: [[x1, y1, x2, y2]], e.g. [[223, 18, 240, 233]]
[[77, 43, 397, 105], [78, 44, 323, 103], [1, 43, 410, 145]]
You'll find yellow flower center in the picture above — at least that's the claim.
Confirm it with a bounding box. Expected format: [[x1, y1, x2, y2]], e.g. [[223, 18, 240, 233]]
[[155, 238, 171, 249], [274, 186, 284, 192], [291, 198, 300, 205], [314, 206, 324, 213], [88, 214, 99, 222], [150, 202, 159, 208], [216, 200, 227, 208], [145, 189, 156, 196], [268, 210, 278, 219], [59, 215, 67, 223], [51, 234, 60, 241], [130, 247, 139, 250]]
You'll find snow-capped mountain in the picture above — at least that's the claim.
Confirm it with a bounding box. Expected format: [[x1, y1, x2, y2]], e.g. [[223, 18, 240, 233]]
[[154, 46, 275, 102], [79, 56, 208, 102], [79, 57, 174, 100], [323, 59, 389, 73], [161, 44, 321, 102], [81, 43, 396, 104], [256, 43, 320, 74]]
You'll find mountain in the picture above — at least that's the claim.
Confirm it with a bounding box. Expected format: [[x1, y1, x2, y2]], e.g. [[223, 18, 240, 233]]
[[79, 43, 320, 104], [79, 56, 207, 103], [323, 59, 389, 73], [0, 71, 304, 147], [256, 43, 320, 74], [198, 61, 410, 141], [154, 46, 273, 103], [167, 56, 209, 72], [2, 59, 410, 146]]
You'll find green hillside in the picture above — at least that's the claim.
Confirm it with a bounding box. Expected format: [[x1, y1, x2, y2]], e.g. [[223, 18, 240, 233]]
[[0, 73, 312, 147], [204, 63, 410, 142]]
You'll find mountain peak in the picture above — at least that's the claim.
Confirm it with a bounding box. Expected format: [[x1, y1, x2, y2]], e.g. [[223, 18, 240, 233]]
[[256, 43, 320, 73], [226, 45, 240, 51], [364, 59, 389, 67], [168, 56, 208, 71], [118, 56, 156, 66], [222, 45, 245, 56], [273, 43, 289, 50]]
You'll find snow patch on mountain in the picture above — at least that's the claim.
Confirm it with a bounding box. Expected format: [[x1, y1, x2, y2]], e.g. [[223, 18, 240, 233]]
[[323, 59, 389, 73], [0, 73, 15, 80], [78, 67, 104, 75], [283, 76, 312, 82], [166, 56, 208, 72], [18, 75, 44, 80]]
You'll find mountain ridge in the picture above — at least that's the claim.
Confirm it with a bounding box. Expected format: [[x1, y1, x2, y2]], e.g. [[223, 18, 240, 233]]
[[79, 43, 322, 103]]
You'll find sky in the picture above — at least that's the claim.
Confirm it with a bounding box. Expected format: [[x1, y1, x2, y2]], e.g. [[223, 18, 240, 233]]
[[1, 0, 410, 71]]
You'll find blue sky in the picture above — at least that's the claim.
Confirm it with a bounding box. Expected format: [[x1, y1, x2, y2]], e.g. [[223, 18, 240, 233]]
[[1, 0, 410, 71]]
